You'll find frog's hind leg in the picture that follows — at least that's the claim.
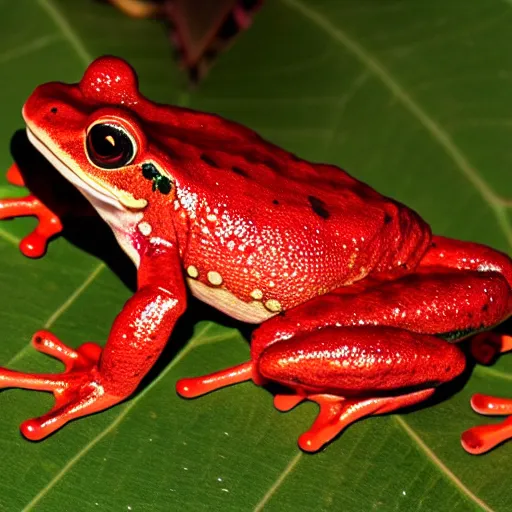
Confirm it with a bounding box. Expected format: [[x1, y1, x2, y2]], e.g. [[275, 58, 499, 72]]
[[255, 326, 463, 452], [418, 236, 512, 453], [6, 163, 25, 186]]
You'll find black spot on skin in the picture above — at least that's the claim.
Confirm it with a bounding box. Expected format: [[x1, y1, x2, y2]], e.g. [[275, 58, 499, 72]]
[[232, 166, 249, 177], [201, 154, 219, 168], [263, 158, 279, 171], [308, 195, 330, 220], [142, 162, 159, 180], [142, 163, 172, 195], [157, 177, 172, 194], [384, 214, 392, 224], [273, 199, 279, 205], [50, 107, 58, 114], [482, 304, 489, 312]]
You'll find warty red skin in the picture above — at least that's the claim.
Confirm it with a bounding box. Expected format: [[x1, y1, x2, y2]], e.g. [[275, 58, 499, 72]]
[[0, 56, 510, 453]]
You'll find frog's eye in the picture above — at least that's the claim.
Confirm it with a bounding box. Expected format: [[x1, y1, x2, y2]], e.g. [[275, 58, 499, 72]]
[[86, 123, 136, 169]]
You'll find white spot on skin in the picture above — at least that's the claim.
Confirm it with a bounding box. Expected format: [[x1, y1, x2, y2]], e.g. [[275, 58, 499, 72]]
[[208, 271, 223, 286], [188, 279, 274, 323], [250, 289, 263, 300], [187, 265, 199, 279], [478, 263, 501, 272], [265, 299, 282, 312], [138, 221, 152, 236]]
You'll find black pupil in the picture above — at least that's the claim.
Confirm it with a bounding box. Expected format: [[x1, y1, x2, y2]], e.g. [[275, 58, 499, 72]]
[[87, 124, 134, 169]]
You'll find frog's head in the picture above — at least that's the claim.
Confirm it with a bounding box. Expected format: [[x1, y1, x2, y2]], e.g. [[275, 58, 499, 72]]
[[22, 56, 177, 265]]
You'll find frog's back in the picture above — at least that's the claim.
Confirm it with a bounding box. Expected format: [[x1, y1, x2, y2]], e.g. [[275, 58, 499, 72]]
[[146, 103, 384, 200], [148, 103, 421, 223], [146, 104, 431, 303]]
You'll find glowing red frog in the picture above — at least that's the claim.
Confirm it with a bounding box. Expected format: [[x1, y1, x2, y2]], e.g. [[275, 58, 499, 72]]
[[0, 56, 510, 454]]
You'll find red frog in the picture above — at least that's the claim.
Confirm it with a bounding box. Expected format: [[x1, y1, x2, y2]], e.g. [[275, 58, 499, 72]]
[[0, 56, 511, 454]]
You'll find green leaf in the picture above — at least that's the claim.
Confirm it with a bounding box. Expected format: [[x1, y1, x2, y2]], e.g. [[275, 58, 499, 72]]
[[0, 0, 511, 510]]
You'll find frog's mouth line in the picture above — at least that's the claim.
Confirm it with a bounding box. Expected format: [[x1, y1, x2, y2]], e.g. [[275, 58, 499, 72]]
[[26, 127, 128, 211], [26, 126, 145, 268]]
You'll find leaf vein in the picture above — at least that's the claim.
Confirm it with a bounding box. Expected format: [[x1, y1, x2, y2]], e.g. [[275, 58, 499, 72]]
[[6, 262, 105, 367], [0, 227, 20, 247], [0, 34, 61, 66], [253, 452, 303, 512], [475, 364, 512, 382], [36, 0, 92, 65], [394, 416, 493, 511]]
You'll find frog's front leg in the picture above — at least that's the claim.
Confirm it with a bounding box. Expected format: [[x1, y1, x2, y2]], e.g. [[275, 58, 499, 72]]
[[0, 241, 186, 439], [0, 163, 63, 257]]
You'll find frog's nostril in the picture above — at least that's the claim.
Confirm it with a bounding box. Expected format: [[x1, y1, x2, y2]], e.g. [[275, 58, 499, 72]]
[[50, 107, 58, 114]]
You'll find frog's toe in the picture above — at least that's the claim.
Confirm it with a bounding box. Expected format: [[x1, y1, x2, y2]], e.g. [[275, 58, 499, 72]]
[[176, 361, 253, 398], [6, 163, 25, 186], [19, 230, 52, 258], [0, 195, 63, 257], [273, 393, 305, 411], [0, 331, 98, 393], [19, 382, 119, 441], [30, 330, 101, 370], [462, 394, 512, 454], [471, 393, 512, 415], [462, 417, 512, 455], [0, 331, 118, 440]]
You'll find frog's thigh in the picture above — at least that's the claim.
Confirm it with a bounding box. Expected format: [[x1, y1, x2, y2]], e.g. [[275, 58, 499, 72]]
[[256, 325, 465, 395], [252, 270, 510, 359]]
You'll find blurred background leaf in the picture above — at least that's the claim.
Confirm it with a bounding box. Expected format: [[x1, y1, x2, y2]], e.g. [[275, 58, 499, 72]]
[[0, 0, 510, 510]]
